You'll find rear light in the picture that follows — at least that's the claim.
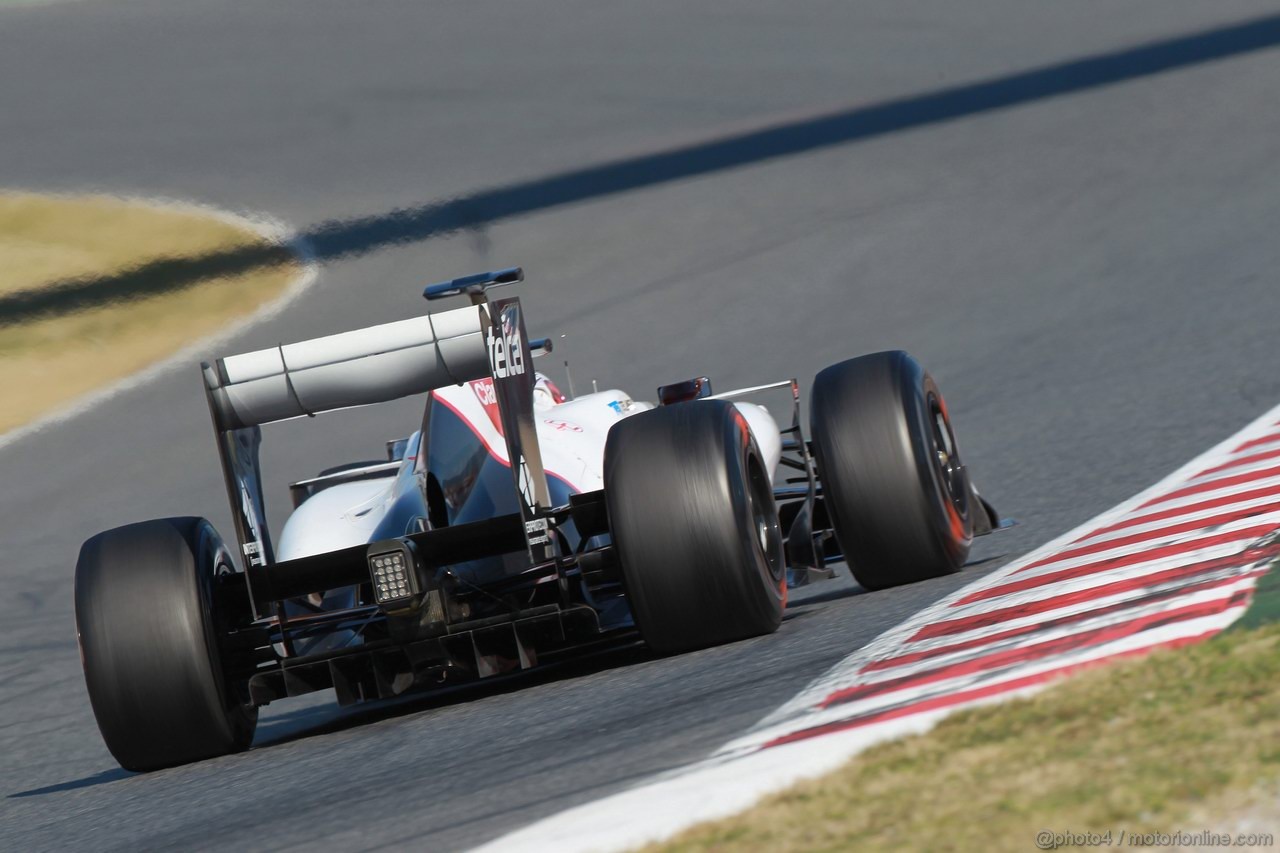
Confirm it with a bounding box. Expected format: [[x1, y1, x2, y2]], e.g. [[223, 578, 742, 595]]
[[367, 541, 421, 613]]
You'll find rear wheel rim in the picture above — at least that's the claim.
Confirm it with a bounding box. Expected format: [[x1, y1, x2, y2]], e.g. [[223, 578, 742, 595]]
[[928, 392, 969, 521], [746, 454, 785, 586], [196, 525, 256, 738]]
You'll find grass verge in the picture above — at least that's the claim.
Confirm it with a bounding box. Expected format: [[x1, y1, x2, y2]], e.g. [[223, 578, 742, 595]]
[[0, 192, 300, 435], [653, 621, 1280, 852], [1233, 558, 1280, 632]]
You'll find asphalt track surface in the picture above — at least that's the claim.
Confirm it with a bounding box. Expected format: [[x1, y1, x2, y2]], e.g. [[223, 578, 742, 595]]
[[2, 2, 1280, 849]]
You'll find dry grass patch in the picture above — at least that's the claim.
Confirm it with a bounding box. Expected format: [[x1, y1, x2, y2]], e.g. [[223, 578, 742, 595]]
[[0, 192, 300, 434], [653, 622, 1280, 852]]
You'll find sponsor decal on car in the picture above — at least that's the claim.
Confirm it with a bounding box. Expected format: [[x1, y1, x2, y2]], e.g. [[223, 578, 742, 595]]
[[516, 455, 536, 509], [524, 517, 550, 546], [472, 377, 497, 407], [486, 322, 526, 378], [470, 378, 505, 435], [543, 418, 583, 433], [241, 540, 263, 568]]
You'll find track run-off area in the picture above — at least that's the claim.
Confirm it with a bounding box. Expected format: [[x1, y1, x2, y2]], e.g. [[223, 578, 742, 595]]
[[3, 2, 1280, 851], [485, 401, 1280, 850]]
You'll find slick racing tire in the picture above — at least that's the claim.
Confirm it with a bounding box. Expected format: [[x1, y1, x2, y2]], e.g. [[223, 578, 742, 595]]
[[810, 351, 974, 591], [75, 517, 257, 771], [604, 400, 786, 653]]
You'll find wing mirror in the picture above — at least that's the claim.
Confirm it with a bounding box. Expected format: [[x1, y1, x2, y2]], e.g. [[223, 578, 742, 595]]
[[657, 376, 712, 406]]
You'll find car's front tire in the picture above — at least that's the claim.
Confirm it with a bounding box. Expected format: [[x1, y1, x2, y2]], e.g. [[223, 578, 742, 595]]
[[75, 517, 257, 771], [604, 400, 785, 653], [810, 351, 974, 590]]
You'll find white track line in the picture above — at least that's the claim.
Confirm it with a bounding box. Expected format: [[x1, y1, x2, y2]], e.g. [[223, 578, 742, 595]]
[[842, 569, 1261, 677], [721, 603, 1253, 756], [853, 574, 1260, 683], [1072, 494, 1280, 547], [1226, 433, 1280, 457], [474, 399, 1280, 853], [1187, 453, 1280, 485], [474, 618, 1246, 853], [0, 194, 319, 453], [946, 538, 1262, 609], [1118, 472, 1280, 518]]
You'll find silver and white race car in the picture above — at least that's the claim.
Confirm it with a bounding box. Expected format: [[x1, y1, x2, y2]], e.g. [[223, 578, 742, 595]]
[[74, 267, 1002, 771]]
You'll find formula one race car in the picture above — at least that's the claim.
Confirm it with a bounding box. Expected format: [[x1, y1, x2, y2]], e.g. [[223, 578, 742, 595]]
[[74, 267, 1002, 771]]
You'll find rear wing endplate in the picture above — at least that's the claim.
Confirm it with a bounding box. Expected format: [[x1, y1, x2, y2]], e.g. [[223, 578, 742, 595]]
[[201, 266, 553, 621]]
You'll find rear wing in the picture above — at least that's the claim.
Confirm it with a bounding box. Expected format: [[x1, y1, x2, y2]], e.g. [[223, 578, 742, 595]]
[[202, 267, 554, 618], [204, 306, 488, 430]]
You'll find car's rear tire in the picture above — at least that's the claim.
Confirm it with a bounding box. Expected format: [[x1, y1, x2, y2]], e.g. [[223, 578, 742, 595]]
[[75, 517, 257, 771], [810, 351, 974, 591], [604, 400, 785, 653]]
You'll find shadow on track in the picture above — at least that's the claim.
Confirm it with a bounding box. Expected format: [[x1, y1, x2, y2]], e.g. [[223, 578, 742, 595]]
[[252, 641, 656, 749], [8, 767, 133, 798], [10, 564, 943, 799], [7, 642, 657, 799], [3, 12, 1280, 327]]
